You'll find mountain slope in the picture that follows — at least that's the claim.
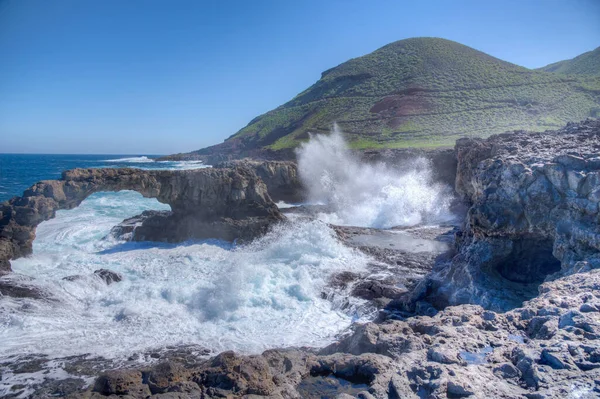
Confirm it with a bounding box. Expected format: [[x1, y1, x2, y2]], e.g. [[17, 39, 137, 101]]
[[538, 46, 600, 76], [166, 38, 600, 160]]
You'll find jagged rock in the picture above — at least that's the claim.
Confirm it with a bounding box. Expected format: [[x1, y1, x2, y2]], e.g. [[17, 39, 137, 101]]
[[493, 363, 520, 379], [107, 210, 171, 241], [427, 347, 464, 365], [195, 351, 276, 396], [0, 167, 284, 271], [319, 320, 424, 357], [0, 274, 50, 299], [428, 119, 600, 311], [331, 224, 455, 308], [446, 380, 475, 397], [214, 159, 303, 203], [93, 269, 122, 285]]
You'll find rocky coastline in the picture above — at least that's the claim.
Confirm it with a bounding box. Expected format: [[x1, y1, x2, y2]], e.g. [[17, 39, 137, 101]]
[[1, 120, 599, 398]]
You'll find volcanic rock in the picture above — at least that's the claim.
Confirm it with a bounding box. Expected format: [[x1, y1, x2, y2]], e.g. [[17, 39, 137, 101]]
[[427, 119, 600, 311], [215, 159, 303, 203], [0, 167, 284, 272]]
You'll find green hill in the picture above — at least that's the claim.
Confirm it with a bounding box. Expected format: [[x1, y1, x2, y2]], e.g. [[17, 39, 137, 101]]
[[167, 38, 600, 159], [538, 46, 600, 76]]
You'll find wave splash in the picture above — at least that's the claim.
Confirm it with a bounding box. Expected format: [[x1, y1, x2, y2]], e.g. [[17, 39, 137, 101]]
[[296, 125, 453, 228], [3, 192, 369, 359]]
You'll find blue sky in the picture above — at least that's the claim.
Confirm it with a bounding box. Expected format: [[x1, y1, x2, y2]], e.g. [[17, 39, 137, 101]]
[[1, 0, 599, 154]]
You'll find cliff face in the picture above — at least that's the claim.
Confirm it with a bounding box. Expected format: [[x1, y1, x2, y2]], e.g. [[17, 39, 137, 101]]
[[0, 167, 284, 273], [427, 119, 600, 311], [214, 159, 303, 203]]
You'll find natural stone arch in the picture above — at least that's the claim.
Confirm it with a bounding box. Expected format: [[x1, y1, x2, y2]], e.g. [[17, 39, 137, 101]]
[[0, 167, 284, 273]]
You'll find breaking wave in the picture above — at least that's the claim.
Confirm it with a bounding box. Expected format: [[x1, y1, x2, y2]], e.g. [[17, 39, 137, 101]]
[[296, 125, 453, 228], [103, 156, 208, 170], [2, 191, 369, 360]]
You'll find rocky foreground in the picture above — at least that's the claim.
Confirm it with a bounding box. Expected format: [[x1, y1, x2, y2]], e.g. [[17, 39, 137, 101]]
[[1, 120, 600, 398]]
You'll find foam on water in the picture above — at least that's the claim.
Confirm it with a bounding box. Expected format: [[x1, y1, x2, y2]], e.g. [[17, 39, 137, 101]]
[[1, 191, 369, 360], [103, 156, 209, 170], [296, 125, 453, 228], [104, 156, 154, 163], [160, 160, 209, 170]]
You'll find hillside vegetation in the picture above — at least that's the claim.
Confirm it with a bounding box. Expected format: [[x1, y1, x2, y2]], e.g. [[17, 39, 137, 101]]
[[539, 46, 600, 76], [167, 38, 600, 159]]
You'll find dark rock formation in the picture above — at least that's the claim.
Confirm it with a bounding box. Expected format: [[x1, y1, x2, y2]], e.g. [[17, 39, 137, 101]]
[[0, 167, 284, 273], [0, 274, 50, 299], [214, 159, 303, 203], [93, 269, 123, 285], [330, 225, 456, 309], [106, 210, 170, 241], [62, 269, 123, 285], [427, 119, 600, 311]]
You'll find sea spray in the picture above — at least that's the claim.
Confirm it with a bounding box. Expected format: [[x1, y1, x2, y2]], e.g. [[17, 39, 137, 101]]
[[2, 191, 369, 359], [296, 125, 453, 228]]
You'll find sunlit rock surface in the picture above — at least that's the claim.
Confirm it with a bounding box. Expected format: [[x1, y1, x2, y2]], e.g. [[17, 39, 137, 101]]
[[214, 159, 302, 203], [428, 119, 600, 311]]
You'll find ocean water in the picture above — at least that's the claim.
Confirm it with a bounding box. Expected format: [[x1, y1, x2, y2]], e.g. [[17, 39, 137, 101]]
[[0, 153, 371, 363], [0, 154, 207, 202], [0, 139, 452, 373]]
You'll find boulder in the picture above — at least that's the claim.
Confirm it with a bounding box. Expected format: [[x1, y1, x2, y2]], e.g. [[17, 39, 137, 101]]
[[94, 269, 123, 285]]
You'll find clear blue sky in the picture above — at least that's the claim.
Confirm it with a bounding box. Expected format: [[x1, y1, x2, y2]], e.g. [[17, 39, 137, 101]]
[[1, 0, 599, 154]]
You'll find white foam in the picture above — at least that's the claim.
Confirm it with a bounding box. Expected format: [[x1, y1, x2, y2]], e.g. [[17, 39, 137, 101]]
[[103, 156, 210, 170], [103, 156, 154, 163], [1, 191, 369, 361], [296, 125, 453, 228], [159, 160, 210, 170]]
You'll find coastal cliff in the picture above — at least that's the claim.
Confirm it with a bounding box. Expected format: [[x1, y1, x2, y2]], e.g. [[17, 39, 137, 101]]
[[425, 119, 600, 311]]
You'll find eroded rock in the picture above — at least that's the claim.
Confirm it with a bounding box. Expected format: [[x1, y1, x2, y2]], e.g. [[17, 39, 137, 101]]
[[214, 159, 303, 203], [428, 119, 600, 310], [0, 167, 285, 271]]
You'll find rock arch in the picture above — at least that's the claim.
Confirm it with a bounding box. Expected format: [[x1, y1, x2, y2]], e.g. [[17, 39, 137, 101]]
[[0, 167, 284, 273]]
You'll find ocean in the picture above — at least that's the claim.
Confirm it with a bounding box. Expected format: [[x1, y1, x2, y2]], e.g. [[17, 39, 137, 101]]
[[0, 142, 453, 395], [0, 153, 371, 366], [0, 154, 206, 202]]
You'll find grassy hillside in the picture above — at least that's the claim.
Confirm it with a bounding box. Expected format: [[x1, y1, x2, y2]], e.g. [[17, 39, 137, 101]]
[[538, 46, 600, 76], [169, 38, 600, 159]]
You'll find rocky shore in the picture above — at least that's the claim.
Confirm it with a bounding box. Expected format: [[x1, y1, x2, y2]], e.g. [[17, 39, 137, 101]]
[[1, 120, 599, 398]]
